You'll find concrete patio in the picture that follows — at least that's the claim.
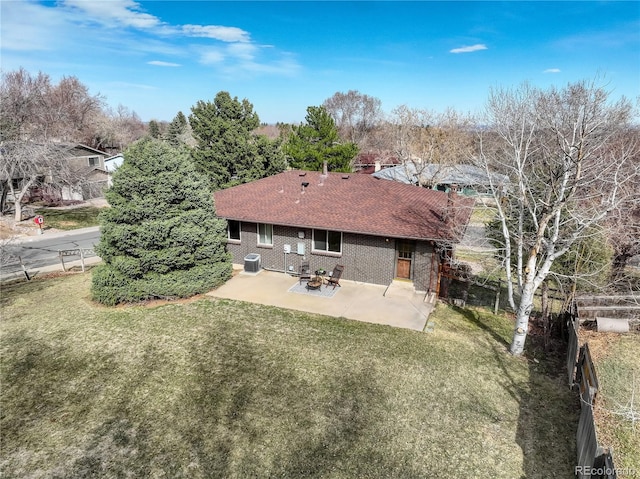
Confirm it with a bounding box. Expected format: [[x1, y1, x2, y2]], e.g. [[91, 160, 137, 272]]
[[207, 267, 435, 331]]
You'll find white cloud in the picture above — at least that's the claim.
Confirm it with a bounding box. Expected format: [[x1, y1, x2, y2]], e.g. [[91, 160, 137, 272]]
[[2, 0, 301, 80], [227, 42, 258, 61], [0, 1, 68, 51], [544, 68, 561, 73], [63, 0, 162, 29], [197, 43, 262, 65], [182, 25, 250, 43], [199, 48, 226, 65], [450, 44, 488, 54], [108, 81, 157, 90], [148, 61, 181, 67]]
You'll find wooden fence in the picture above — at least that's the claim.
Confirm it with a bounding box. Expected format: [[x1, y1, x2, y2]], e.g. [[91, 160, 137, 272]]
[[567, 313, 617, 479], [58, 248, 96, 273], [567, 315, 580, 386]]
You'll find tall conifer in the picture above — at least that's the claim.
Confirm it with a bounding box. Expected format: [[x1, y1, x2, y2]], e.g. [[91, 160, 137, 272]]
[[92, 138, 231, 305]]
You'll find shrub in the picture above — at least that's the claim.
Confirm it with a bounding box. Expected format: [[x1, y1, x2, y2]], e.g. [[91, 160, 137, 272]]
[[92, 138, 231, 305]]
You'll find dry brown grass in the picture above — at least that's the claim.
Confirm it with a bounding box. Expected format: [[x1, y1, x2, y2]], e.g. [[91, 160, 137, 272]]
[[580, 329, 640, 474], [1, 274, 579, 478]]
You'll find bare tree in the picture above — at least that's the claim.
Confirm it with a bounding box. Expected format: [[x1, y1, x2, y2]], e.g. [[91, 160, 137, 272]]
[[322, 90, 383, 147], [0, 142, 66, 221], [477, 79, 639, 355], [38, 75, 104, 142], [381, 106, 475, 187], [0, 68, 50, 142], [604, 128, 640, 286], [1, 69, 106, 218], [0, 68, 103, 143], [89, 105, 146, 152]]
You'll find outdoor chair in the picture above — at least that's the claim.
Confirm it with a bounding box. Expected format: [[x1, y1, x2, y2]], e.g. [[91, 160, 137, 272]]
[[326, 264, 344, 289], [299, 261, 312, 285]]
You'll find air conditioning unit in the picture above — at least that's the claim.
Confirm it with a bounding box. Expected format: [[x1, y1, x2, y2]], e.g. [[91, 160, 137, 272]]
[[244, 253, 261, 273]]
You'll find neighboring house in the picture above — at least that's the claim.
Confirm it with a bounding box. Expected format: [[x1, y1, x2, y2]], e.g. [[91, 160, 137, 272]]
[[214, 170, 474, 294], [372, 163, 510, 196], [104, 153, 124, 172], [4, 143, 111, 206], [104, 153, 125, 188], [353, 152, 401, 174], [58, 144, 111, 200]]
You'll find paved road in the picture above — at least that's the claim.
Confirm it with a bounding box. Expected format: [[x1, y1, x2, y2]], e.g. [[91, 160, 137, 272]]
[[1, 227, 101, 277]]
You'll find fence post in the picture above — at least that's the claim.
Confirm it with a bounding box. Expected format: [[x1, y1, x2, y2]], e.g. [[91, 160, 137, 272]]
[[58, 250, 66, 272], [567, 316, 579, 387], [18, 256, 31, 281]]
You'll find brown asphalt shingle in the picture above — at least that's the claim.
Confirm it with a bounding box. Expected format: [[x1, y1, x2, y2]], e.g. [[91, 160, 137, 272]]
[[214, 170, 474, 242]]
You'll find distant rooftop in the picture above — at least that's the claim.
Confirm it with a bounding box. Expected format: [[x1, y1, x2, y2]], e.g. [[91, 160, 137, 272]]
[[372, 163, 510, 189]]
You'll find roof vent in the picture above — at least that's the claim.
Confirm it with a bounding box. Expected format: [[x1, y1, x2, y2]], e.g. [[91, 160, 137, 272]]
[[301, 182, 309, 188], [341, 174, 350, 180], [299, 172, 307, 176]]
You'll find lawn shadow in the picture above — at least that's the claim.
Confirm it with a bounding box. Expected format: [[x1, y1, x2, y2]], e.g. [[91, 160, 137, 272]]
[[453, 305, 578, 478], [54, 344, 169, 478], [180, 323, 425, 478], [515, 335, 579, 479], [0, 276, 59, 308], [452, 305, 509, 347], [0, 328, 148, 478]]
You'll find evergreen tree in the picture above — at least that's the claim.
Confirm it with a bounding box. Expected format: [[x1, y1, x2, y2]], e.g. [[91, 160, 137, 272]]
[[189, 91, 285, 189], [284, 106, 358, 172], [254, 134, 287, 178], [165, 111, 188, 147], [148, 119, 161, 138], [92, 138, 232, 305]]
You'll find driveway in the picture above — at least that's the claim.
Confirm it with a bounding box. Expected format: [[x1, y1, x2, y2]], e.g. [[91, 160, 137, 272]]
[[207, 268, 434, 331]]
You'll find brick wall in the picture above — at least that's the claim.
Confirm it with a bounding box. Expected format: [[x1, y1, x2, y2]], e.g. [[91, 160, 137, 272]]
[[414, 240, 439, 293], [224, 222, 440, 290]]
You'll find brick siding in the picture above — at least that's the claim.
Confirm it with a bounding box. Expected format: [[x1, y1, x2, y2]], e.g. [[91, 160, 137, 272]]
[[225, 222, 440, 291]]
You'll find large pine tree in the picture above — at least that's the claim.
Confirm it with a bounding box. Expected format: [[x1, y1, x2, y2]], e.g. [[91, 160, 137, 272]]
[[165, 111, 188, 147], [92, 138, 231, 305], [189, 91, 286, 189], [284, 106, 358, 172]]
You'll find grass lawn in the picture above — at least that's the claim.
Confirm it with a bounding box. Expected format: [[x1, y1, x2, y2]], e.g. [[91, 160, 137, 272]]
[[1, 274, 578, 478], [34, 206, 103, 230], [582, 331, 640, 474]]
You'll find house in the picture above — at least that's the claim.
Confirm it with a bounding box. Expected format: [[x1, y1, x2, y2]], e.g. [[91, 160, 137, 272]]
[[104, 153, 124, 173], [58, 144, 111, 200], [353, 152, 401, 174], [3, 143, 111, 208], [372, 163, 509, 196], [214, 169, 474, 294], [104, 153, 125, 188]]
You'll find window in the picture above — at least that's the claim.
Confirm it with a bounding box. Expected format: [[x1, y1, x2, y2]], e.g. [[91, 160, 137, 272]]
[[228, 220, 241, 241], [313, 229, 342, 254], [257, 223, 273, 246], [88, 156, 100, 167], [397, 240, 414, 260]]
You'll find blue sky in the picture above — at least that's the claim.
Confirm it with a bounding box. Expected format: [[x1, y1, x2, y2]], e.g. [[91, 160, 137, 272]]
[[2, 1, 639, 124]]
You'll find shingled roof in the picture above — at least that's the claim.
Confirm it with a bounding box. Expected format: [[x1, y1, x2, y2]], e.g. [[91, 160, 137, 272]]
[[214, 170, 474, 242]]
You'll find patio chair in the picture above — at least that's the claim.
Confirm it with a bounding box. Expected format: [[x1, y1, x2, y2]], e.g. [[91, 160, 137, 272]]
[[299, 261, 312, 285], [326, 264, 344, 289]]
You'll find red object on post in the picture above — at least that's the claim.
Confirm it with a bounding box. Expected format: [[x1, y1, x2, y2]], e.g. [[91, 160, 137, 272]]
[[34, 215, 44, 225]]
